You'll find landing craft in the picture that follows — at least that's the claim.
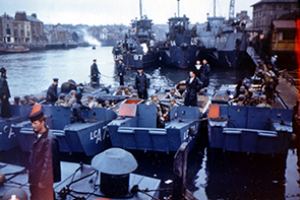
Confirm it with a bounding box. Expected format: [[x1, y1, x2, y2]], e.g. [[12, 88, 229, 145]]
[[12, 105, 117, 156], [107, 97, 210, 152], [208, 83, 293, 154], [112, 0, 159, 69], [0, 105, 31, 151]]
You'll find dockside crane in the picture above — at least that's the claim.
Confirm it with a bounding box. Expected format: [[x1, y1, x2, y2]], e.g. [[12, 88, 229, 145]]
[[229, 0, 235, 20]]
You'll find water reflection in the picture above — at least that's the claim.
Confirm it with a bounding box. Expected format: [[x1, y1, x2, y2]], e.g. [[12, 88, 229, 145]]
[[191, 149, 287, 200]]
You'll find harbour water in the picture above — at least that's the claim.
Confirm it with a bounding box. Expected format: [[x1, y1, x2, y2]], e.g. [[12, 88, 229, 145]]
[[0, 47, 299, 199], [0, 46, 251, 97]]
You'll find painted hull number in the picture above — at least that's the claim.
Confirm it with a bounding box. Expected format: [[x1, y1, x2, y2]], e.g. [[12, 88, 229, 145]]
[[90, 128, 102, 144]]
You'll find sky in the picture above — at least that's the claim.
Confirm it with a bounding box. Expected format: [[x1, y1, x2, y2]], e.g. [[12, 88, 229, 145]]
[[0, 0, 257, 25]]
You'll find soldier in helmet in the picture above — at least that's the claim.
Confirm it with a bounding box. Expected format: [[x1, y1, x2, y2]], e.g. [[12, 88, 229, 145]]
[[0, 67, 11, 118]]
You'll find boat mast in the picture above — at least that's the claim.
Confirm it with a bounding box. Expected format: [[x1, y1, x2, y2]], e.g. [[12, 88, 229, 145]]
[[177, 0, 180, 17], [139, 0, 143, 19], [213, 0, 216, 17], [229, 0, 235, 20]]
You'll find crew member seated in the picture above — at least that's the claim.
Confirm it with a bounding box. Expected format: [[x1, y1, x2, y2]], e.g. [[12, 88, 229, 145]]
[[165, 88, 182, 99], [150, 95, 169, 128], [70, 93, 89, 123]]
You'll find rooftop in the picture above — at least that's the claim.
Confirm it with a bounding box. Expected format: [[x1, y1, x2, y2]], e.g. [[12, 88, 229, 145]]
[[26, 15, 42, 23], [252, 0, 298, 7]]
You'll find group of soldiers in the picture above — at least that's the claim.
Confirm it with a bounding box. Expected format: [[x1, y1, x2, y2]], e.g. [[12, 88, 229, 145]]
[[183, 59, 210, 106], [143, 59, 211, 127], [230, 57, 280, 107]]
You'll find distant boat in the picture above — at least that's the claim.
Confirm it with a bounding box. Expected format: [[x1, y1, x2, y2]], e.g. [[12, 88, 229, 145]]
[[92, 46, 96, 50], [157, 0, 207, 69], [158, 14, 201, 69], [112, 0, 158, 69], [0, 45, 30, 54]]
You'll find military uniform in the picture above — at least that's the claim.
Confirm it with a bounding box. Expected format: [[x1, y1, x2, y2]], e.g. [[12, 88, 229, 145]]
[[117, 61, 126, 86], [0, 69, 11, 117], [91, 60, 100, 87], [46, 79, 58, 104], [135, 70, 149, 99], [29, 130, 61, 200], [184, 77, 202, 106]]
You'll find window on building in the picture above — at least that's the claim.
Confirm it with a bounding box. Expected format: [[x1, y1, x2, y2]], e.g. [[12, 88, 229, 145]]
[[6, 28, 11, 35], [7, 37, 11, 42], [277, 32, 283, 41], [282, 30, 295, 40]]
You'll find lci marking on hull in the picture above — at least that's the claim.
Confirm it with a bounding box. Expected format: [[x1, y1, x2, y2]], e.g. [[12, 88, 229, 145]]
[[1, 105, 117, 156]]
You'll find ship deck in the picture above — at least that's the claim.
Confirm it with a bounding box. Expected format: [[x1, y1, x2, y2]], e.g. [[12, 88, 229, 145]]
[[0, 161, 160, 200]]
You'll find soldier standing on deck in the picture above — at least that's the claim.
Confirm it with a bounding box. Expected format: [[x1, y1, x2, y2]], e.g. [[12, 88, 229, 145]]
[[135, 68, 149, 99], [28, 103, 61, 200], [201, 59, 211, 87], [116, 59, 126, 86], [46, 78, 59, 104], [90, 59, 101, 87], [0, 67, 11, 118], [183, 70, 202, 107], [193, 60, 202, 80]]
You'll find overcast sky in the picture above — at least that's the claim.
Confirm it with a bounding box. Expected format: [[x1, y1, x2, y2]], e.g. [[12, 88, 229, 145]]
[[0, 0, 257, 25]]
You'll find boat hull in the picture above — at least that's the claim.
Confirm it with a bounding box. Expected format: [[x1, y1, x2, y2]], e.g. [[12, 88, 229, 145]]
[[159, 45, 200, 69], [0, 105, 31, 151], [208, 104, 293, 154], [12, 105, 117, 156], [114, 51, 158, 69], [108, 103, 202, 152]]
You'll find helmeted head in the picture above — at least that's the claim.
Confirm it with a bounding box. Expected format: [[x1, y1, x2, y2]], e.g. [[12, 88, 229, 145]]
[[137, 68, 144, 74], [0, 67, 6, 77], [0, 67, 6, 74], [29, 103, 46, 134], [29, 103, 44, 122], [53, 78, 59, 85]]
